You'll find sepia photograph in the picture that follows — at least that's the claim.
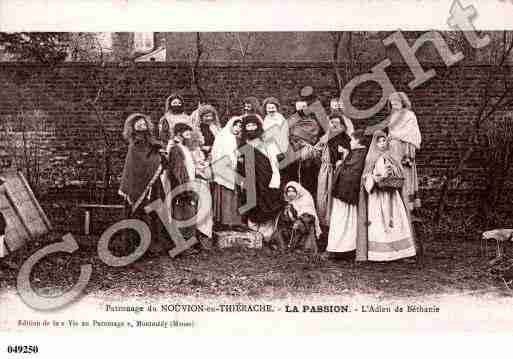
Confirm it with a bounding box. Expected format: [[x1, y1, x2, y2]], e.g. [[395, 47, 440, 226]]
[[1, 1, 513, 350]]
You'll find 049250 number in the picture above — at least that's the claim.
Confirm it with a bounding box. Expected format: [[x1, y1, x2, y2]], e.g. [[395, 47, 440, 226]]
[[7, 345, 38, 354]]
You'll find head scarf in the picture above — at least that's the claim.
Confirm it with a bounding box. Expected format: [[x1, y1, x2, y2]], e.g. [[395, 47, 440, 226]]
[[197, 104, 221, 145], [243, 96, 263, 116], [388, 92, 412, 110], [284, 181, 322, 237], [362, 130, 403, 178], [318, 111, 349, 144], [329, 110, 355, 136], [197, 104, 220, 124], [164, 93, 185, 113], [327, 129, 351, 166], [262, 98, 288, 155], [122, 113, 154, 143], [242, 114, 281, 189], [262, 97, 281, 112], [211, 116, 241, 190], [387, 92, 421, 149], [241, 114, 265, 142]]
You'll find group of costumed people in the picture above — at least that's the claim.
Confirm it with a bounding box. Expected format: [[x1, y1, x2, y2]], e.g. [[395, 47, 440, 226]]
[[118, 87, 422, 262]]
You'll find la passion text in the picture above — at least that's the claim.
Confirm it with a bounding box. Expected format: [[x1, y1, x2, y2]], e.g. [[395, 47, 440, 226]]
[[285, 305, 350, 313]]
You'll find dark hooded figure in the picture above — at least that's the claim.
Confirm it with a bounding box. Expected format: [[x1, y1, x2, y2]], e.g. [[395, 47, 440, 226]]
[[119, 113, 165, 254], [238, 114, 285, 240]]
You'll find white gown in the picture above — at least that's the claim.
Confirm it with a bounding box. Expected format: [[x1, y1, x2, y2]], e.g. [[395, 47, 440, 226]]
[[327, 198, 358, 252], [364, 156, 416, 261]]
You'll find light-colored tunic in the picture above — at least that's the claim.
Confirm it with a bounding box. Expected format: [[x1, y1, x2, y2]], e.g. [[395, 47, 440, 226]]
[[364, 156, 416, 261]]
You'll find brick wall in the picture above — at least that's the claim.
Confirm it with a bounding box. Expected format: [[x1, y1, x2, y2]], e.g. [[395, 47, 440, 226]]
[[0, 62, 511, 231]]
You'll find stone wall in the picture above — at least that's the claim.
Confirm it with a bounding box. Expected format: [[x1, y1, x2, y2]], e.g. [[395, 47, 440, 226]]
[[0, 62, 511, 231]]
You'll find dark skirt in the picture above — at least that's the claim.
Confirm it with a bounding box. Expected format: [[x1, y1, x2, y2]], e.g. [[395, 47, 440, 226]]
[[213, 183, 243, 226], [123, 178, 168, 255]]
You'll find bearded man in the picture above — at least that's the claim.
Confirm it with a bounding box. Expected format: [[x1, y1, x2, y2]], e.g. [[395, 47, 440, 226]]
[[159, 93, 204, 153], [162, 123, 213, 250], [298, 86, 329, 133], [119, 113, 166, 254], [242, 96, 263, 117], [238, 115, 284, 240]]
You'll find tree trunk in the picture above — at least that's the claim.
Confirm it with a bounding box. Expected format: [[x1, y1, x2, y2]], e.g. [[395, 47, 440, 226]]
[[330, 32, 343, 94], [192, 32, 206, 103]]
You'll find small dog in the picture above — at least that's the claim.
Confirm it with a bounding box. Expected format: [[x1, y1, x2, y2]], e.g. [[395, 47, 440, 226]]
[[289, 213, 318, 254], [269, 204, 297, 251]]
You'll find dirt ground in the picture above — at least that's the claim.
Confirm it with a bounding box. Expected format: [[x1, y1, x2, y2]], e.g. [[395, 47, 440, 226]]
[[1, 213, 512, 300]]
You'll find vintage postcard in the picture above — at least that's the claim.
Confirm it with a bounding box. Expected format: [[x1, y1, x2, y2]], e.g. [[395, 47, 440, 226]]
[[1, 0, 513, 357]]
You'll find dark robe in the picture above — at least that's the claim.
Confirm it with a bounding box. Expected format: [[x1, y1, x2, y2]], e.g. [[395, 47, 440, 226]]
[[166, 145, 191, 189], [332, 147, 367, 205], [119, 137, 164, 254], [164, 144, 197, 240], [327, 131, 351, 166], [238, 144, 284, 223], [200, 123, 216, 148], [119, 138, 162, 212]]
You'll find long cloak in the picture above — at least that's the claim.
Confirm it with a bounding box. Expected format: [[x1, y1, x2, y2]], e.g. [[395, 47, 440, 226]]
[[315, 129, 351, 226], [119, 139, 162, 213], [162, 144, 213, 238], [211, 117, 243, 226], [239, 144, 284, 223], [332, 147, 367, 205]]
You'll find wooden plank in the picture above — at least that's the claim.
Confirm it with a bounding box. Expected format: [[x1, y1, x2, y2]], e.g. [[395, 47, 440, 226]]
[[78, 204, 125, 209], [17, 172, 52, 231], [3, 186, 33, 242]]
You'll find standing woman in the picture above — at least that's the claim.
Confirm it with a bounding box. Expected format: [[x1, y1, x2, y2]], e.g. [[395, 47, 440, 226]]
[[387, 92, 421, 212], [326, 130, 367, 256], [314, 112, 352, 227], [211, 117, 244, 229], [360, 131, 416, 261], [262, 97, 289, 164], [366, 92, 421, 213]]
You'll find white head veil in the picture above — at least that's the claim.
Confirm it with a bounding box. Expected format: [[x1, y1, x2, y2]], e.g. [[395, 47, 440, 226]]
[[211, 116, 241, 190]]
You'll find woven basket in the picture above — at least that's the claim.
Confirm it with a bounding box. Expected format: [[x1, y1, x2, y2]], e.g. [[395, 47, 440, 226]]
[[376, 176, 404, 191], [215, 230, 263, 249]]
